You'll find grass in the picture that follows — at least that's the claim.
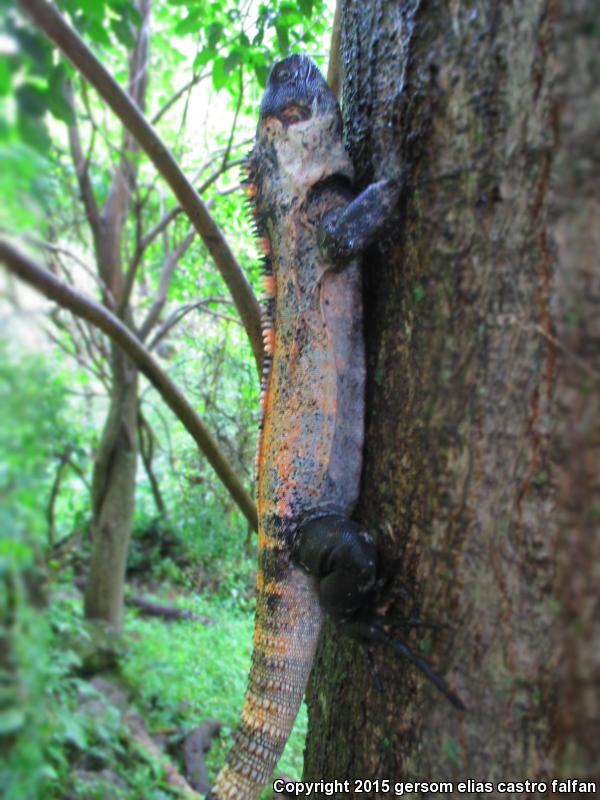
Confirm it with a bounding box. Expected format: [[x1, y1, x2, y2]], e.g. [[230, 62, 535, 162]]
[[122, 588, 308, 798]]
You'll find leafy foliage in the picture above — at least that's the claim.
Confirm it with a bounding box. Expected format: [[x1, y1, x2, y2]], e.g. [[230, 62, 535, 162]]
[[1, 0, 335, 795]]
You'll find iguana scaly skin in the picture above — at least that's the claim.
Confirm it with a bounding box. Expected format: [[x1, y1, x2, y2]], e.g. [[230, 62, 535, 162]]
[[207, 55, 460, 800]]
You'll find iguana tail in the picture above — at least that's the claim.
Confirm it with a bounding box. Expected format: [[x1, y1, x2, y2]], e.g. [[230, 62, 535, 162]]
[[207, 563, 323, 800]]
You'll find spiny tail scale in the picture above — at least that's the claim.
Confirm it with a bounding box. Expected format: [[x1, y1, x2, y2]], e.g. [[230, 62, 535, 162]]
[[207, 155, 325, 800]]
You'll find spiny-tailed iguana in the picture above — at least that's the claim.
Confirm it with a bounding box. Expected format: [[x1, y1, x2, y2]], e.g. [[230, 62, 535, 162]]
[[207, 54, 463, 800]]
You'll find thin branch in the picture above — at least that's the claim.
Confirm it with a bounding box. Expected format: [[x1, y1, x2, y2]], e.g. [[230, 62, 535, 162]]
[[47, 445, 73, 547], [327, 0, 342, 98], [221, 68, 244, 172], [19, 0, 263, 372], [138, 406, 166, 515], [138, 227, 196, 341], [64, 78, 101, 239], [16, 231, 115, 308], [531, 322, 600, 384], [148, 297, 235, 351], [97, 0, 151, 302], [65, 451, 92, 491], [124, 711, 200, 798], [0, 238, 257, 529], [119, 153, 245, 317], [43, 322, 109, 389], [151, 70, 209, 126], [135, 155, 246, 261]]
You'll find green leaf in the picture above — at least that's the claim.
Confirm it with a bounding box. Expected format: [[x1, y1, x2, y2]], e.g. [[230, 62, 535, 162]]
[[62, 716, 88, 749], [223, 50, 242, 76], [253, 63, 270, 87], [298, 0, 313, 16], [17, 109, 51, 153], [46, 64, 75, 125], [0, 707, 26, 734], [274, 21, 290, 55], [194, 48, 214, 70], [86, 19, 112, 48], [111, 16, 136, 49], [175, 13, 201, 36], [12, 27, 51, 75], [212, 56, 227, 91], [62, 0, 106, 22], [15, 84, 47, 117], [413, 283, 425, 303], [207, 22, 224, 49], [0, 59, 10, 96]]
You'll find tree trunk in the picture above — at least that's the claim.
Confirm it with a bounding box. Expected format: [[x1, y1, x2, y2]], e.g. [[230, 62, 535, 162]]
[[305, 0, 564, 788], [85, 345, 138, 630], [82, 0, 150, 632], [550, 1, 600, 780]]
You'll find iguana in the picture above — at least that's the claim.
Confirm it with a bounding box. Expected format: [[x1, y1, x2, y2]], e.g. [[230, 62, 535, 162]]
[[207, 54, 463, 800]]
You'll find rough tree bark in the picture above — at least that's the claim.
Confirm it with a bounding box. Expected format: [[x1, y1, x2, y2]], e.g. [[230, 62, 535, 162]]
[[304, 0, 580, 790], [551, 1, 600, 780]]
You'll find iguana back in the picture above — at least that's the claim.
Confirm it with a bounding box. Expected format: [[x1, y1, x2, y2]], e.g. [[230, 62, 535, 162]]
[[208, 55, 364, 800]]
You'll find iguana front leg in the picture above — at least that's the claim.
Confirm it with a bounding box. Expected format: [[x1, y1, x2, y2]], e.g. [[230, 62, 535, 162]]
[[318, 177, 401, 262], [293, 514, 466, 710]]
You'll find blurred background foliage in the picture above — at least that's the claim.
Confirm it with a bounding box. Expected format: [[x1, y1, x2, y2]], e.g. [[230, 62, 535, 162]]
[[0, 0, 333, 796]]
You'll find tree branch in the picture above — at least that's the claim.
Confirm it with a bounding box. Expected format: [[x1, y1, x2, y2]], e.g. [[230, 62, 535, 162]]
[[138, 407, 166, 515], [0, 239, 257, 529], [327, 0, 342, 98], [47, 445, 73, 547], [18, 0, 263, 372], [138, 226, 195, 341], [126, 153, 246, 290], [17, 231, 114, 307], [147, 298, 235, 351], [97, 0, 151, 303], [151, 70, 209, 126], [64, 78, 102, 240]]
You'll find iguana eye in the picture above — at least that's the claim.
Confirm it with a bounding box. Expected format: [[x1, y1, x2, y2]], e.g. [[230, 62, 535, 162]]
[[277, 67, 292, 82]]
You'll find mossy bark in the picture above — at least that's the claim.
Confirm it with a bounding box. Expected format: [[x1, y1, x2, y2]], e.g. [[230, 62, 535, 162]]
[[304, 0, 572, 791]]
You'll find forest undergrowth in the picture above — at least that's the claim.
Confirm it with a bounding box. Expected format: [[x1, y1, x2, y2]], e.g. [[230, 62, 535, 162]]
[[0, 341, 306, 799]]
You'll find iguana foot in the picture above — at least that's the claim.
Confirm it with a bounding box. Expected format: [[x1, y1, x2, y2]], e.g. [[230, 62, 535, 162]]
[[293, 513, 465, 710], [341, 616, 466, 710]]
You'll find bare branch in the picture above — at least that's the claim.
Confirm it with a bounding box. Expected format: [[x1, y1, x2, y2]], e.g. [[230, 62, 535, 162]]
[[47, 445, 73, 546], [221, 69, 244, 171], [16, 231, 115, 308], [98, 0, 151, 302], [148, 297, 236, 351], [120, 152, 245, 317], [138, 226, 196, 340], [138, 407, 166, 515], [151, 70, 209, 126], [134, 155, 246, 263], [18, 0, 263, 371], [327, 0, 342, 98], [0, 238, 257, 529], [64, 78, 101, 239], [43, 322, 110, 389]]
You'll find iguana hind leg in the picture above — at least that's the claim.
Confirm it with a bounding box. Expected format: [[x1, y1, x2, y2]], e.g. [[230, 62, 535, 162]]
[[293, 514, 465, 710], [293, 514, 378, 622]]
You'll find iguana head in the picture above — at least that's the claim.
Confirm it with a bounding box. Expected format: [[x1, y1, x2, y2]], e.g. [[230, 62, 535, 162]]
[[259, 55, 341, 130], [249, 55, 352, 205]]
